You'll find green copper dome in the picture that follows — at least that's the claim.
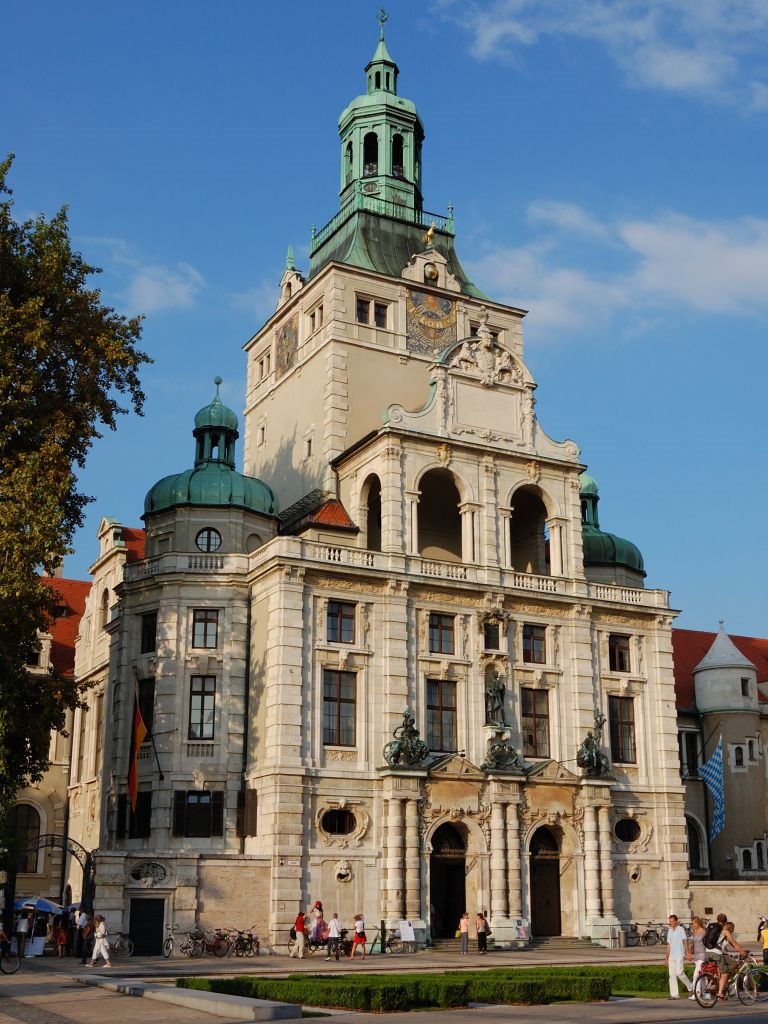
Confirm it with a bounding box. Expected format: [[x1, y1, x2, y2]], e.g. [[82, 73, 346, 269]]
[[144, 378, 278, 518], [579, 473, 644, 576]]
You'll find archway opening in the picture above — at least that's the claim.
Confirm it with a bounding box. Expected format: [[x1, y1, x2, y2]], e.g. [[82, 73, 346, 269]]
[[530, 826, 561, 936], [418, 469, 462, 562], [363, 474, 382, 551], [430, 822, 467, 939], [510, 488, 550, 575]]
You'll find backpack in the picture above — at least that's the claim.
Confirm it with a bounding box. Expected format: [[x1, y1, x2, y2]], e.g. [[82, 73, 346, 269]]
[[703, 921, 722, 949], [289, 926, 296, 941]]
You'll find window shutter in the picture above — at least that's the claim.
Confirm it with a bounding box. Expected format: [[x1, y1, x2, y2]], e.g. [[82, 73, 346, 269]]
[[244, 789, 258, 836], [211, 791, 224, 836], [173, 790, 186, 836]]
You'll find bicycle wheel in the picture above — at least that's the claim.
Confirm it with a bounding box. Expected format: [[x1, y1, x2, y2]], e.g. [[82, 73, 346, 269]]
[[245, 941, 257, 958], [190, 939, 205, 958], [694, 973, 718, 1008], [0, 951, 21, 974], [162, 937, 174, 958], [287, 937, 296, 956], [738, 972, 758, 1005], [643, 929, 658, 946], [625, 931, 640, 947], [388, 938, 404, 954], [213, 937, 229, 957], [124, 938, 134, 956]]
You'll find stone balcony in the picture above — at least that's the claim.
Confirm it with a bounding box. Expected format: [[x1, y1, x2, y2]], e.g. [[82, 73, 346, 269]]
[[123, 538, 670, 610]]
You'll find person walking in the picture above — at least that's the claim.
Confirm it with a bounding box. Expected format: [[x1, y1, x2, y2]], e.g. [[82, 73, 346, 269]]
[[759, 915, 768, 966], [88, 915, 112, 968], [75, 907, 88, 960], [15, 911, 30, 958], [290, 910, 307, 958], [349, 914, 366, 959], [476, 912, 489, 954], [55, 915, 69, 957], [664, 914, 693, 998], [80, 914, 95, 965], [325, 913, 342, 960], [688, 915, 707, 999], [458, 912, 470, 955]]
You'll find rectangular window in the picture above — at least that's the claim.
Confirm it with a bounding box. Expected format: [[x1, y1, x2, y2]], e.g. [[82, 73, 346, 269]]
[[192, 609, 219, 648], [356, 296, 389, 327], [521, 687, 550, 758], [609, 695, 636, 763], [309, 304, 324, 333], [323, 669, 356, 746], [76, 706, 88, 782], [140, 611, 158, 654], [327, 601, 356, 644], [189, 675, 216, 740], [429, 612, 455, 655], [678, 730, 701, 778], [483, 621, 500, 650], [129, 791, 152, 839], [94, 692, 104, 766], [608, 633, 631, 673], [427, 679, 457, 751], [741, 677, 750, 697], [173, 790, 224, 838], [522, 623, 546, 664], [138, 677, 155, 737]]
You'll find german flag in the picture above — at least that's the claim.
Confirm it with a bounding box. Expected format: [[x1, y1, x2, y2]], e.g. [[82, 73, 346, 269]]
[[128, 694, 148, 813]]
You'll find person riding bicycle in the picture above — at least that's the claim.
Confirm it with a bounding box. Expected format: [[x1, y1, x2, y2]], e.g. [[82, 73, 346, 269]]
[[713, 920, 747, 999]]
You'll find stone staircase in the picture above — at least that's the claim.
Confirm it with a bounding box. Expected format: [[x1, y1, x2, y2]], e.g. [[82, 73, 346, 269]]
[[526, 935, 600, 950]]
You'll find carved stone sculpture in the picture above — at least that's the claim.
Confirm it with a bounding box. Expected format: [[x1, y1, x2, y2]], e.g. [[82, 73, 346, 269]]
[[576, 708, 610, 776], [481, 730, 523, 773], [383, 707, 429, 767], [484, 668, 506, 727]]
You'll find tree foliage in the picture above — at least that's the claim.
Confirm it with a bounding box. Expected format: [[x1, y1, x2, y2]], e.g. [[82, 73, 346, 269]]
[[0, 153, 150, 809]]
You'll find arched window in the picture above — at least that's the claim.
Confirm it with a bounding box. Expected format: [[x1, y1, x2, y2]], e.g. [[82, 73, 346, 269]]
[[362, 474, 382, 552], [509, 488, 550, 576], [735, 746, 744, 767], [10, 804, 41, 873], [417, 469, 462, 562], [748, 739, 755, 760], [757, 843, 764, 870], [392, 134, 404, 178], [345, 141, 353, 185], [685, 816, 702, 871], [743, 849, 753, 871], [363, 133, 378, 177], [375, 71, 381, 89], [99, 589, 110, 630]]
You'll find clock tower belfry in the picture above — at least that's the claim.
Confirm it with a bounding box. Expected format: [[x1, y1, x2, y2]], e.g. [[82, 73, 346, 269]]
[[338, 10, 424, 214]]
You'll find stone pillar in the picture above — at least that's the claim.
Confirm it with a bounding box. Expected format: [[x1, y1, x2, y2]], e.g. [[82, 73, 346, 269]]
[[387, 795, 405, 919], [490, 800, 508, 918], [499, 508, 512, 568], [598, 804, 615, 918], [405, 797, 421, 919], [506, 801, 522, 918], [405, 491, 420, 556], [583, 803, 601, 919], [460, 504, 475, 563], [381, 443, 405, 553], [548, 519, 564, 576]]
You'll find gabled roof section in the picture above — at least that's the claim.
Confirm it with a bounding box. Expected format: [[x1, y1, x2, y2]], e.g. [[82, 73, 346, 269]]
[[42, 576, 90, 677], [279, 490, 358, 535], [672, 627, 768, 708], [121, 527, 146, 562]]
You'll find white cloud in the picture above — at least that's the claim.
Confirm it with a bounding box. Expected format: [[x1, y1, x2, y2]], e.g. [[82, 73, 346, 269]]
[[230, 280, 280, 324], [438, 0, 768, 104], [466, 204, 768, 338], [126, 262, 204, 314]]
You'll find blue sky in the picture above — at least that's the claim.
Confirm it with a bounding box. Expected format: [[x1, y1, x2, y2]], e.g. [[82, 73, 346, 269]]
[[5, 0, 767, 635]]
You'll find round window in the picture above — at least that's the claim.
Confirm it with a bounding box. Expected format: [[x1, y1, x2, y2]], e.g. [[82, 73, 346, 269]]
[[195, 528, 222, 553], [614, 818, 641, 843], [321, 809, 356, 835]]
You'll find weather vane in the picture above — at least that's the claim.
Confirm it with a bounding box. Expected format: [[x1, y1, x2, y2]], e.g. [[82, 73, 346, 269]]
[[378, 8, 388, 39]]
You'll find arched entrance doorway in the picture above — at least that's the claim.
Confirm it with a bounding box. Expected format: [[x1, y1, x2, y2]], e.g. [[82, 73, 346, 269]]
[[530, 826, 561, 936], [429, 823, 466, 938]]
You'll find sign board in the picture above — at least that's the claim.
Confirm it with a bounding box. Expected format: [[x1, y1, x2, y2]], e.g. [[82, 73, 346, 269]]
[[398, 919, 416, 942]]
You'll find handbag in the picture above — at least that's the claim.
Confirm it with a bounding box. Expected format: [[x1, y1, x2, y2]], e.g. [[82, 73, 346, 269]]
[[289, 926, 296, 940], [454, 929, 461, 939]]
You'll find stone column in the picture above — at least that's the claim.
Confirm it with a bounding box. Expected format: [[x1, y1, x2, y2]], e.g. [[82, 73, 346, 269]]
[[460, 505, 475, 563], [583, 803, 601, 919], [598, 804, 615, 918], [490, 800, 508, 918], [499, 508, 512, 568], [405, 797, 421, 919], [387, 795, 405, 919], [405, 491, 420, 556], [506, 802, 522, 918], [381, 443, 404, 553]]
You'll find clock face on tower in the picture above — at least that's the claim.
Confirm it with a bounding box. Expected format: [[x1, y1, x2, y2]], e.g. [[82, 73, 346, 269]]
[[406, 288, 457, 354], [276, 317, 298, 377]]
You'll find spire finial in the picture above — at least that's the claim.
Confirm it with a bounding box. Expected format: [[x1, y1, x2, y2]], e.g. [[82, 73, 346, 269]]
[[377, 7, 388, 40], [285, 245, 296, 271], [214, 375, 222, 391]]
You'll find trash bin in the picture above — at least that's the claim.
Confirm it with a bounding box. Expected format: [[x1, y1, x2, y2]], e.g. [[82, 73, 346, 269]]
[[618, 929, 627, 948]]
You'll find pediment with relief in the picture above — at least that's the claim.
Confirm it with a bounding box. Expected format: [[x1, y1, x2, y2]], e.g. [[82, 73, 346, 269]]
[[525, 759, 581, 784], [427, 754, 486, 782]]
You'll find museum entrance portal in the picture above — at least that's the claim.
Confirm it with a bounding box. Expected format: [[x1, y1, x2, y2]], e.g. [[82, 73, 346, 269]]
[[429, 822, 466, 938], [530, 826, 562, 936]]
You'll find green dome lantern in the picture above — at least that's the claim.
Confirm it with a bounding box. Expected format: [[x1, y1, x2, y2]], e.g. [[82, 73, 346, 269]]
[[144, 378, 278, 518], [579, 472, 644, 577]]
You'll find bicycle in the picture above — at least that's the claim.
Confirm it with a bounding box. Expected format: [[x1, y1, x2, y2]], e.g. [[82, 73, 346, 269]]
[[200, 928, 230, 957], [365, 928, 405, 954], [229, 928, 259, 957], [110, 932, 134, 957], [745, 965, 768, 1000], [694, 956, 758, 1008], [0, 941, 20, 974], [162, 924, 204, 959], [625, 921, 661, 946]]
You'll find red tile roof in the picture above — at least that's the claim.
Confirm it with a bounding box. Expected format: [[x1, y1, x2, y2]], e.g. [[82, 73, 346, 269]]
[[286, 498, 358, 534], [672, 628, 768, 709], [41, 577, 91, 677], [121, 527, 146, 562]]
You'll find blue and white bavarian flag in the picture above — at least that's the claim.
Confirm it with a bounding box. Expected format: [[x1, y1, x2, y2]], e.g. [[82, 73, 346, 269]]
[[700, 736, 725, 841]]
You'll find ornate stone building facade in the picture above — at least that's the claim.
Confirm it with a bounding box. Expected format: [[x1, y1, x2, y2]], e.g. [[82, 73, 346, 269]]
[[63, 24, 694, 953]]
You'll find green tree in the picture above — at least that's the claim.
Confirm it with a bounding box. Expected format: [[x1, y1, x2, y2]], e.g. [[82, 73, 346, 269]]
[[0, 153, 150, 816]]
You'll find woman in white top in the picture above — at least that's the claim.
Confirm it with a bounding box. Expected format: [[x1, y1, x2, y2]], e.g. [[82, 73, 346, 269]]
[[88, 915, 112, 968]]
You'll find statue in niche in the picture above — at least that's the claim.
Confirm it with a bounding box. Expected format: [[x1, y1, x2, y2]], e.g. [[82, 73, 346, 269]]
[[576, 708, 610, 777], [481, 730, 523, 773], [484, 668, 506, 727], [383, 707, 429, 768]]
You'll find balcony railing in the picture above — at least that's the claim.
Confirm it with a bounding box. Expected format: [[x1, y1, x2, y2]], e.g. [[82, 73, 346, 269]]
[[311, 193, 454, 254]]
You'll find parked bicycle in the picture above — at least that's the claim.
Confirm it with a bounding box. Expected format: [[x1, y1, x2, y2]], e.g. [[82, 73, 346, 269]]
[[0, 940, 20, 974], [162, 924, 204, 959], [229, 927, 259, 957], [694, 955, 759, 1007], [110, 931, 134, 957], [365, 928, 405, 954], [200, 928, 231, 957], [625, 921, 661, 946]]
